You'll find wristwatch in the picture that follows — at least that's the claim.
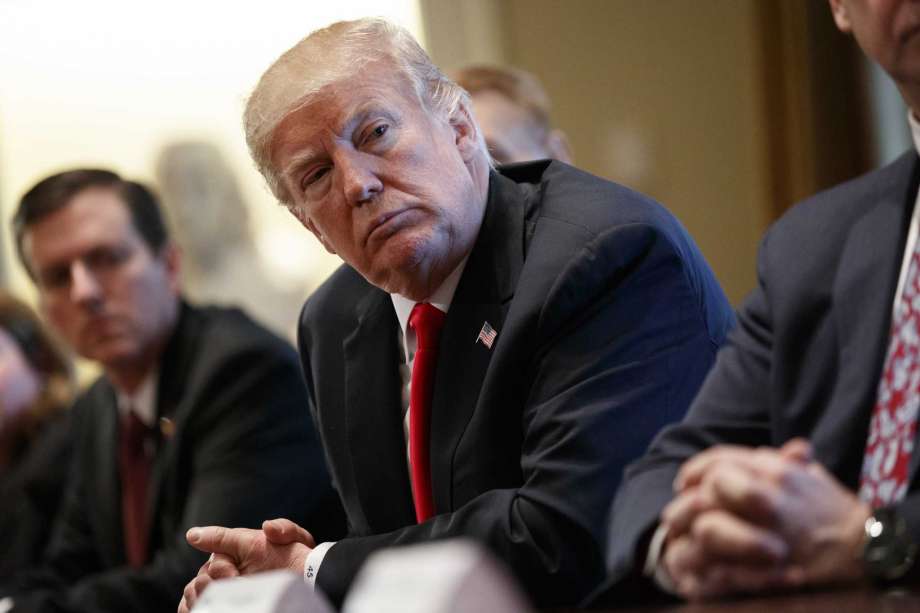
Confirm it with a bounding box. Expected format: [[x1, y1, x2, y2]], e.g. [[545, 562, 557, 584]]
[[862, 507, 918, 582]]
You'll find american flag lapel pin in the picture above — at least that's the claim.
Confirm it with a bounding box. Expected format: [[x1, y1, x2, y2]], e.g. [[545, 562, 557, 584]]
[[476, 321, 498, 349]]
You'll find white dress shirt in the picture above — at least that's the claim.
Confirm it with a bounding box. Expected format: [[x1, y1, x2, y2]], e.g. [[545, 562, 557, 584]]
[[115, 369, 158, 427]]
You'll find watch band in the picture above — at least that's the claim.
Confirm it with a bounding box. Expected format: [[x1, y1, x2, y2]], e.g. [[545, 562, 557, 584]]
[[862, 507, 918, 582]]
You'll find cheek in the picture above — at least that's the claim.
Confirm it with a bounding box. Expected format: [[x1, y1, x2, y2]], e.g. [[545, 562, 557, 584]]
[[45, 302, 76, 336]]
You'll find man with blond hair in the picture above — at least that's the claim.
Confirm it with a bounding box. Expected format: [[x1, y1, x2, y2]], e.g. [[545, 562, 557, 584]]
[[179, 18, 733, 610]]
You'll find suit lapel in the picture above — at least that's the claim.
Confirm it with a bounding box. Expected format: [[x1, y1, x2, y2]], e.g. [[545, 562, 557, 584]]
[[90, 382, 125, 565], [344, 288, 416, 531], [145, 303, 197, 554], [825, 153, 919, 486], [429, 171, 527, 511]]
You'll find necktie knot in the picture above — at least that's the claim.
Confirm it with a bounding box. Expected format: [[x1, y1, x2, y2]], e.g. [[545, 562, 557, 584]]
[[409, 303, 446, 352], [121, 411, 153, 458]]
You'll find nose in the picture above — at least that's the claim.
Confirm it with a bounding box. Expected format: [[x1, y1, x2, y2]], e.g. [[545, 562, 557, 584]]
[[69, 260, 103, 306], [339, 152, 382, 207]]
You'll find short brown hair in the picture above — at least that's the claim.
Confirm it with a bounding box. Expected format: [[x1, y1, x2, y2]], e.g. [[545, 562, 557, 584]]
[[12, 168, 170, 277]]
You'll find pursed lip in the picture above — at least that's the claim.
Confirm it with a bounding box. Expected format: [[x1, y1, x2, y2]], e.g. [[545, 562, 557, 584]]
[[364, 208, 415, 247]]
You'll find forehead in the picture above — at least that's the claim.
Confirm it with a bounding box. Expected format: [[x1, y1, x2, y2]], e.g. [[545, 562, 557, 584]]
[[23, 187, 140, 267], [269, 69, 427, 161]]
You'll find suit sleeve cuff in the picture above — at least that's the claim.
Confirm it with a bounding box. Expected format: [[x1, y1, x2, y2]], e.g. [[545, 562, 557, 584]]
[[304, 542, 336, 587], [644, 524, 678, 594]]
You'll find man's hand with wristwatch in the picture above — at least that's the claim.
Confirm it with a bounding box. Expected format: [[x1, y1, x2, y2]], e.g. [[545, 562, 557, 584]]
[[657, 440, 919, 600], [862, 507, 918, 582]]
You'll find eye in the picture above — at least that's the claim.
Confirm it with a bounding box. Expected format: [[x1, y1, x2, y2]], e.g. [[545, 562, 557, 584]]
[[38, 266, 70, 290], [361, 122, 390, 147], [301, 166, 330, 191], [87, 246, 131, 271]]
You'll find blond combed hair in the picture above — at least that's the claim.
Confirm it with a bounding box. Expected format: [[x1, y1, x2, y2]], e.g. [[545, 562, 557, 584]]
[[244, 18, 483, 206]]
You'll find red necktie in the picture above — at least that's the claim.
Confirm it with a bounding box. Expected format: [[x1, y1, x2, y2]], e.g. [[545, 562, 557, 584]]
[[860, 249, 920, 507], [119, 411, 153, 567], [408, 303, 446, 523]]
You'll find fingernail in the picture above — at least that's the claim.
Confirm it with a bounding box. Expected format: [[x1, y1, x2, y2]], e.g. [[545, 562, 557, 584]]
[[187, 528, 200, 543]]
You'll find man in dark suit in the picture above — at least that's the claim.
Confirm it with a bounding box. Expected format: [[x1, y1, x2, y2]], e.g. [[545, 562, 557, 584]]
[[0, 169, 339, 612], [604, 0, 920, 603], [177, 17, 733, 610]]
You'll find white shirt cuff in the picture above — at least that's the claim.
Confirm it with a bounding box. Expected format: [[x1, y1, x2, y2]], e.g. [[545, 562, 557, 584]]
[[304, 542, 336, 587], [644, 524, 678, 594]]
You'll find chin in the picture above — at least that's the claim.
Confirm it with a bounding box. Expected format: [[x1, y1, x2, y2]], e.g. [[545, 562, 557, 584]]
[[87, 342, 141, 369], [367, 234, 440, 292]]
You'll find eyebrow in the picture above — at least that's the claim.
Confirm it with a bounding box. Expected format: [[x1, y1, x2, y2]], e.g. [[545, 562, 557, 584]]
[[280, 100, 401, 180]]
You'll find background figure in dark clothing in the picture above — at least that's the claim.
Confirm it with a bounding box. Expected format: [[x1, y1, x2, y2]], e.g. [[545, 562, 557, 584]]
[[0, 169, 341, 612], [0, 291, 74, 577]]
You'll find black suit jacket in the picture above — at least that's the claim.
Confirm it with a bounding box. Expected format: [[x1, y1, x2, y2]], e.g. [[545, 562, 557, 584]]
[[602, 151, 920, 602], [298, 161, 734, 607], [2, 302, 342, 612], [0, 412, 72, 576]]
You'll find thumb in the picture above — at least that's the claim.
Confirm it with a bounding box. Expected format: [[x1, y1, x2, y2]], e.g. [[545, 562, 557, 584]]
[[778, 438, 812, 464], [262, 518, 316, 547]]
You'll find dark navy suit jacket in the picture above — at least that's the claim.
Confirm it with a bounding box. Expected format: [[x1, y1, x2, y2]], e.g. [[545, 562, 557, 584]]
[[603, 151, 920, 602]]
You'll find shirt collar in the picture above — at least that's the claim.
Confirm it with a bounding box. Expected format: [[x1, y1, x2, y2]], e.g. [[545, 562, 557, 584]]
[[390, 255, 470, 349], [115, 368, 158, 428], [909, 111, 920, 156]]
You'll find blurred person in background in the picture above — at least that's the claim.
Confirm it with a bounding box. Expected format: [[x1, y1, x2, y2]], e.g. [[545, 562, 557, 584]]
[[602, 0, 920, 604], [155, 141, 310, 341], [453, 64, 573, 165], [0, 168, 339, 613], [0, 291, 74, 576]]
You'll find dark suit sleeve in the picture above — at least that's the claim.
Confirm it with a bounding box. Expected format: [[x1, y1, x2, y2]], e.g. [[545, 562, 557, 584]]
[[603, 230, 777, 598], [316, 223, 732, 606], [0, 413, 73, 579], [4, 338, 339, 613]]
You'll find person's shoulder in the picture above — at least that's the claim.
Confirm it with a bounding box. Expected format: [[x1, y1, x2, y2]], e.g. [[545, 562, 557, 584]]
[[772, 151, 918, 238], [299, 263, 372, 328], [68, 375, 114, 428], [180, 301, 298, 365], [502, 161, 696, 259]]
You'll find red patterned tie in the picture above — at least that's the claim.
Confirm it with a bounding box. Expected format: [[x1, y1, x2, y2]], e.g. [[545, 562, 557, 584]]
[[119, 411, 153, 567], [408, 303, 446, 523], [860, 249, 920, 507]]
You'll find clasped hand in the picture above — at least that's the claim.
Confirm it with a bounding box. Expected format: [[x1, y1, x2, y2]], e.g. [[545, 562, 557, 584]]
[[177, 518, 315, 613], [659, 438, 871, 600]]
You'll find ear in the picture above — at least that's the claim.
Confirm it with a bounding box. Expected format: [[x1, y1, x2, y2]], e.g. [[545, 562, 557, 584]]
[[288, 206, 336, 254], [828, 0, 852, 33], [546, 129, 574, 165], [160, 241, 182, 295], [450, 101, 481, 163]]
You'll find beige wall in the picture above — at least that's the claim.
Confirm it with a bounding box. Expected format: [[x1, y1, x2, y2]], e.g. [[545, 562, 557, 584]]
[[424, 0, 771, 305]]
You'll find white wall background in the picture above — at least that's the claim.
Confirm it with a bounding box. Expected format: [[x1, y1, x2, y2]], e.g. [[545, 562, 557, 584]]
[[0, 0, 424, 297]]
